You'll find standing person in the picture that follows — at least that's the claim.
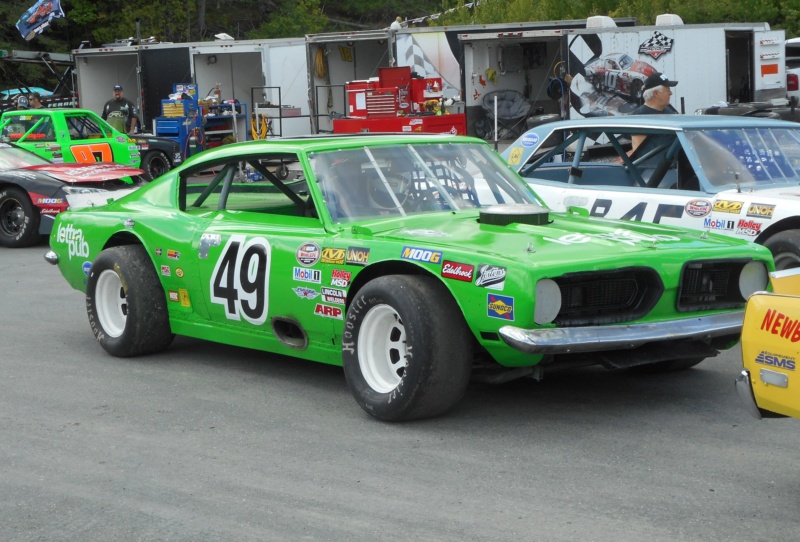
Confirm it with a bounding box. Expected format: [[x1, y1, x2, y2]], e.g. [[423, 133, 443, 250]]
[[102, 84, 139, 135], [28, 92, 44, 109]]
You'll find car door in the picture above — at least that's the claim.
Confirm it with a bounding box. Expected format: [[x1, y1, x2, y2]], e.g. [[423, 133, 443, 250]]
[[57, 111, 138, 166], [181, 153, 341, 350]]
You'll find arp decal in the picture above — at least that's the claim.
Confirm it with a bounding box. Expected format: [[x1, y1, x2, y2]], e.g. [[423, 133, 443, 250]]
[[400, 246, 442, 264], [712, 200, 743, 214], [210, 235, 271, 325], [441, 260, 474, 282], [475, 265, 506, 290], [296, 242, 320, 266], [321, 247, 346, 265], [487, 294, 514, 320], [685, 200, 711, 218], [746, 203, 775, 219], [314, 303, 343, 319], [70, 143, 113, 163], [346, 247, 370, 266]]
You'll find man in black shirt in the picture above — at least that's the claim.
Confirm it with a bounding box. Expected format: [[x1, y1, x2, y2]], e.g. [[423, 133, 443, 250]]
[[102, 84, 139, 135], [629, 72, 678, 154]]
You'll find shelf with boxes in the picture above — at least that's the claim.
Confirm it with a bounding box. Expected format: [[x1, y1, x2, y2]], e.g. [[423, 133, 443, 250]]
[[202, 102, 248, 149]]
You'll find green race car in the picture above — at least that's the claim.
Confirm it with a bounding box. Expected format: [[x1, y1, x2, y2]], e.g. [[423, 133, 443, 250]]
[[0, 108, 181, 180], [45, 134, 774, 420]]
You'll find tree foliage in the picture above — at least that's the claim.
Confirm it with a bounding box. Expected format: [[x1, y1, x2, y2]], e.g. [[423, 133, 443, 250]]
[[0, 0, 796, 89]]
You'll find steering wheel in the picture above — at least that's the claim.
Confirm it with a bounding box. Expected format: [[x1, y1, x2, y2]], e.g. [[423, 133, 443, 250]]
[[367, 174, 414, 209]]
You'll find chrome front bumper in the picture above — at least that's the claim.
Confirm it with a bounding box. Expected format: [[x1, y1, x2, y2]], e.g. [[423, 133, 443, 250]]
[[735, 370, 763, 420], [498, 311, 744, 355]]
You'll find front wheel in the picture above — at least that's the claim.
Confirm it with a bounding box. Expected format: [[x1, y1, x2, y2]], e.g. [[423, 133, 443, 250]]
[[0, 186, 41, 248], [141, 151, 171, 181], [763, 230, 800, 271], [342, 275, 473, 421], [86, 245, 174, 357]]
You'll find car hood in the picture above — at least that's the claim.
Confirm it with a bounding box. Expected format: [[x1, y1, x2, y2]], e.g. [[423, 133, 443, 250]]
[[352, 207, 755, 266], [24, 163, 144, 183]]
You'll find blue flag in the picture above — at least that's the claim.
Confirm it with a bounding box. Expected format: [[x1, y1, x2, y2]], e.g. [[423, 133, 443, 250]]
[[16, 0, 65, 41]]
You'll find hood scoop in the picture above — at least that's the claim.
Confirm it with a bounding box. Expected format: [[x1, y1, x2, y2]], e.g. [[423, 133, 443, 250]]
[[479, 204, 550, 227]]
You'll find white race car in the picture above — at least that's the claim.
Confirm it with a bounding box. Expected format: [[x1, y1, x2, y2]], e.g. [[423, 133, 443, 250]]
[[502, 115, 800, 269]]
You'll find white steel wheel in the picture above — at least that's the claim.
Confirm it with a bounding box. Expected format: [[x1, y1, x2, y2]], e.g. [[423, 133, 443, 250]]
[[342, 275, 473, 421], [94, 269, 128, 338], [357, 304, 408, 393], [86, 245, 174, 357]]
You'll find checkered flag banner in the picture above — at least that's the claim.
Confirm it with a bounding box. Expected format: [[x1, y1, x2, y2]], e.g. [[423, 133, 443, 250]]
[[638, 31, 674, 60], [401, 40, 438, 78]]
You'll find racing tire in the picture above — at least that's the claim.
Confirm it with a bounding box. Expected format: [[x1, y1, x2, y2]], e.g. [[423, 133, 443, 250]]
[[630, 357, 704, 373], [0, 186, 41, 248], [86, 245, 174, 357], [763, 230, 800, 271], [342, 275, 473, 421], [141, 151, 171, 181]]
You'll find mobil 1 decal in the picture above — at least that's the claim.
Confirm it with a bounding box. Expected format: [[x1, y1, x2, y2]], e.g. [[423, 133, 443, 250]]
[[210, 234, 271, 325]]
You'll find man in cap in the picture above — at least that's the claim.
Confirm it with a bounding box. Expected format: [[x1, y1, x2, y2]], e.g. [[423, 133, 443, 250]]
[[101, 84, 139, 135], [627, 72, 679, 155], [631, 72, 679, 115]]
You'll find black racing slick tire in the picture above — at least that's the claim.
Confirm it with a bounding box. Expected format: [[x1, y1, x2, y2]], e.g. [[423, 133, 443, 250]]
[[141, 151, 171, 181], [342, 275, 473, 421], [763, 230, 800, 271], [0, 186, 41, 248], [86, 245, 174, 357]]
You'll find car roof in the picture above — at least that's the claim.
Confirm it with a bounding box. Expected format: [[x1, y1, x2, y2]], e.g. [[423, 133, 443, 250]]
[[527, 114, 800, 133], [179, 133, 486, 164]]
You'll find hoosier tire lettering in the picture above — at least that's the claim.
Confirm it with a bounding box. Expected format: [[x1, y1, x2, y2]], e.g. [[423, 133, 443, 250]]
[[341, 275, 473, 421]]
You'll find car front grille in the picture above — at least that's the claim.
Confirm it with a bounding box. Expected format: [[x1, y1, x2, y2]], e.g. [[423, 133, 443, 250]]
[[553, 267, 663, 326], [677, 259, 748, 311]]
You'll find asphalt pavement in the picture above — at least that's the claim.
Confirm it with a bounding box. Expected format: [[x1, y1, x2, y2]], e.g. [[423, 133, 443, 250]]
[[2, 240, 799, 542]]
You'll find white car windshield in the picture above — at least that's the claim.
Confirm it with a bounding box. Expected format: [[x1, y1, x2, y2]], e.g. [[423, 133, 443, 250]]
[[310, 142, 538, 222], [684, 128, 800, 188]]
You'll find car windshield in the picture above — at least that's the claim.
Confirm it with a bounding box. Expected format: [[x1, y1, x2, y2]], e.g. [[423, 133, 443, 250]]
[[309, 142, 538, 222], [0, 144, 49, 169], [683, 127, 800, 188]]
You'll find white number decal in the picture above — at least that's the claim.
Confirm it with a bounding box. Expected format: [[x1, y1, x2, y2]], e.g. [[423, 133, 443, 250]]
[[210, 235, 270, 325]]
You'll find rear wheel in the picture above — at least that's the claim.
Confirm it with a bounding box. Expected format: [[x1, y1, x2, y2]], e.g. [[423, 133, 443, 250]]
[[763, 230, 800, 271], [86, 245, 174, 357], [342, 275, 473, 421], [0, 186, 40, 248], [141, 151, 171, 181]]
